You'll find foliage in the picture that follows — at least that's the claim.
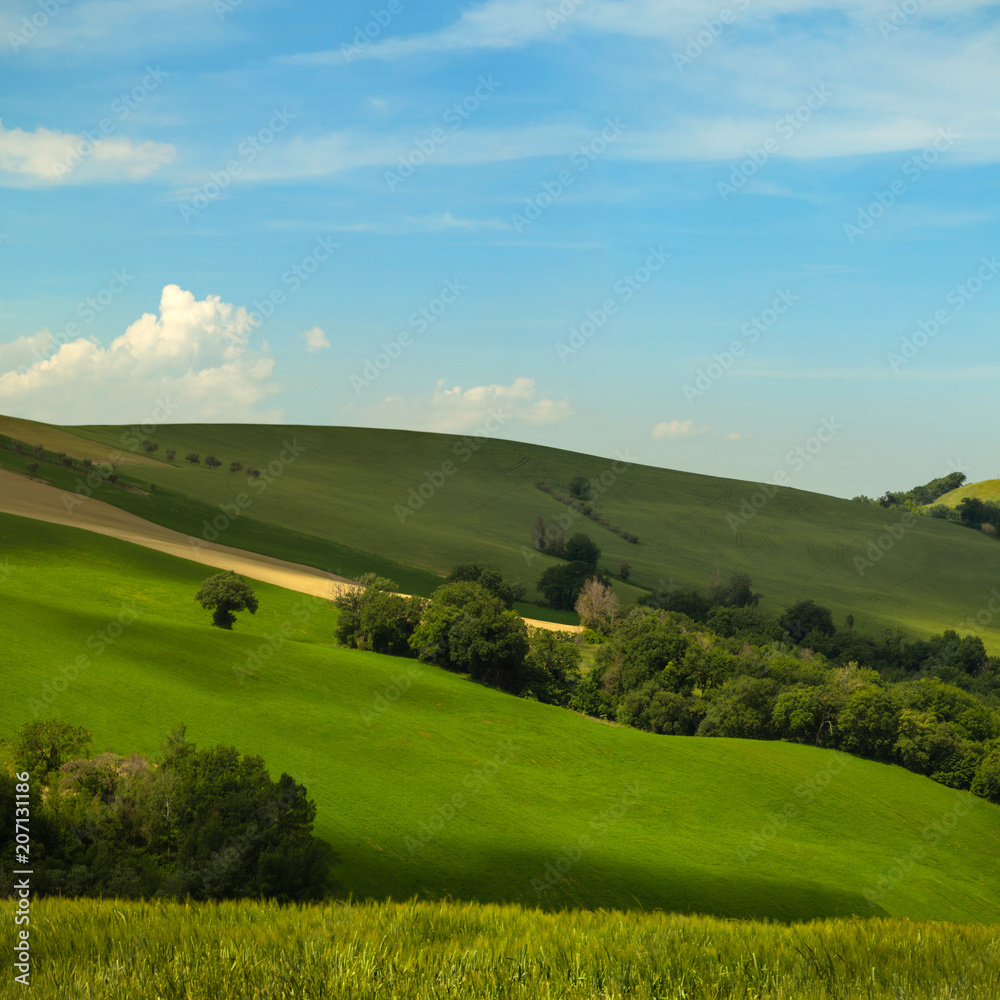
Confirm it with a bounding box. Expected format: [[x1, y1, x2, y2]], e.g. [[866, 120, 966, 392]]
[[13, 719, 92, 776], [195, 571, 259, 629], [536, 562, 593, 611], [574, 577, 620, 634], [519, 628, 581, 705], [409, 582, 529, 690], [564, 532, 600, 570], [567, 475, 592, 501], [971, 741, 1000, 803], [780, 600, 836, 644], [2, 726, 330, 901], [875, 471, 967, 509], [707, 571, 760, 608], [445, 563, 524, 608], [334, 574, 423, 656]]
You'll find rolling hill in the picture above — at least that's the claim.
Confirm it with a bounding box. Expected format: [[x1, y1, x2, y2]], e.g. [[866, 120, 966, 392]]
[[1, 510, 998, 923], [939, 478, 1000, 508], [15, 418, 998, 651]]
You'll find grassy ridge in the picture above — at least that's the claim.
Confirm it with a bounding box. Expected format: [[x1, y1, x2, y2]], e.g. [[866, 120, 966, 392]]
[[939, 478, 1000, 508], [62, 422, 1000, 649], [0, 414, 161, 467], [4, 898, 999, 1000], [2, 512, 999, 923]]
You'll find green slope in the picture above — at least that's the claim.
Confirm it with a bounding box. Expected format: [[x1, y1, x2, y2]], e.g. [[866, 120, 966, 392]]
[[2, 511, 998, 923], [939, 478, 1000, 508], [56, 421, 1000, 650]]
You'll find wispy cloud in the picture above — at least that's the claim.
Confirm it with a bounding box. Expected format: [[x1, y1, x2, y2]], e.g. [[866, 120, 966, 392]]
[[354, 376, 572, 432], [0, 119, 175, 186], [652, 419, 705, 440]]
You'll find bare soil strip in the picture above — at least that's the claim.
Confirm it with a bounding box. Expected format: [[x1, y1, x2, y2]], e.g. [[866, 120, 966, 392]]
[[0, 469, 579, 633]]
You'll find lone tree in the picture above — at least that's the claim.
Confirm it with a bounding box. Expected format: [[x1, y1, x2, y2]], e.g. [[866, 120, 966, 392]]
[[575, 577, 620, 635], [196, 571, 258, 629]]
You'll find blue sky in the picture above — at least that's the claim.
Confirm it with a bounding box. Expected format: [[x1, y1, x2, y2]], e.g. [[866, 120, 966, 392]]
[[1, 0, 998, 498]]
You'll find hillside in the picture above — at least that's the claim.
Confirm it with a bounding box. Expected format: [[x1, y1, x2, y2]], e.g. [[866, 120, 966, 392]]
[[2, 510, 998, 922], [35, 420, 1000, 651], [939, 478, 1000, 508]]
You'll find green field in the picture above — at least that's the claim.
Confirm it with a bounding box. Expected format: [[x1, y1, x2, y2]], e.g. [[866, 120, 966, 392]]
[[2, 511, 999, 923], [34, 420, 998, 651], [939, 478, 1000, 508], [4, 898, 999, 1000]]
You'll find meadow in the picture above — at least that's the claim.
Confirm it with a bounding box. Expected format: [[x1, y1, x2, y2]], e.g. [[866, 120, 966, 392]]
[[57, 419, 1000, 650], [2, 511, 999, 924], [2, 897, 998, 999], [939, 477, 1000, 508]]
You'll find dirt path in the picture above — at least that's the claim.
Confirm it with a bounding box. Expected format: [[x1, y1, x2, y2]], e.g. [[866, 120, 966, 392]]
[[0, 469, 580, 633]]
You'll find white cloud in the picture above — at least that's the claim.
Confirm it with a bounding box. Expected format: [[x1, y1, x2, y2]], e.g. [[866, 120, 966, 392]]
[[652, 419, 705, 440], [0, 119, 176, 186], [362, 376, 572, 433], [302, 326, 331, 353], [0, 285, 280, 423]]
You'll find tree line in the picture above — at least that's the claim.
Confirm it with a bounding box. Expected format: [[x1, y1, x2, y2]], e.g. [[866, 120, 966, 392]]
[[332, 562, 1000, 805]]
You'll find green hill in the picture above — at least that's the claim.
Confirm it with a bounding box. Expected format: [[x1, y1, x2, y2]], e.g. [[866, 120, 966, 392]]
[[2, 511, 998, 922], [939, 478, 1000, 508], [26, 419, 998, 651]]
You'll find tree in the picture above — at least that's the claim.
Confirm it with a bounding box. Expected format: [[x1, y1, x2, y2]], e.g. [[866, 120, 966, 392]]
[[537, 562, 591, 611], [838, 685, 900, 761], [618, 558, 631, 582], [568, 475, 592, 501], [204, 455, 222, 469], [185, 453, 201, 464], [971, 742, 1000, 804], [446, 563, 524, 608], [409, 582, 529, 690], [564, 533, 600, 570], [26, 462, 38, 476], [195, 571, 258, 629], [520, 628, 582, 705], [780, 600, 835, 643], [14, 720, 92, 775], [165, 449, 176, 461], [709, 572, 761, 608], [159, 735, 331, 900], [772, 686, 843, 746], [229, 461, 243, 474], [334, 575, 426, 656], [575, 577, 620, 634], [696, 676, 780, 740]]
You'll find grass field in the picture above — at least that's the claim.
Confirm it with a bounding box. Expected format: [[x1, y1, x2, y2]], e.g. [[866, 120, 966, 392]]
[[3, 511, 999, 924], [45, 421, 1000, 651], [939, 478, 1000, 508], [0, 414, 161, 467], [3, 898, 999, 1000]]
